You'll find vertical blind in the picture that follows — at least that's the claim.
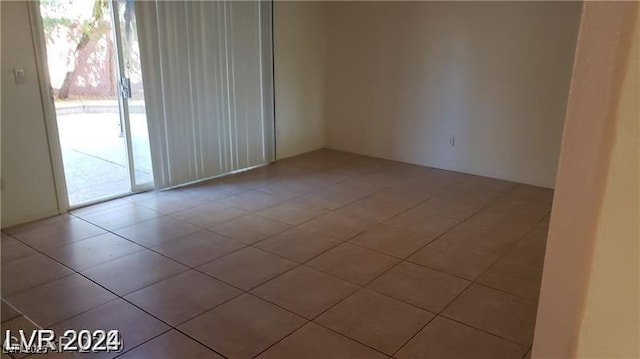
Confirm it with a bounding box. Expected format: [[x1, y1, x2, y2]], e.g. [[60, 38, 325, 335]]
[[135, 1, 274, 188]]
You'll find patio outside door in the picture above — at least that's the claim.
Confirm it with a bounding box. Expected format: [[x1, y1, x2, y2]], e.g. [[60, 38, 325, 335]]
[[38, 0, 153, 207]]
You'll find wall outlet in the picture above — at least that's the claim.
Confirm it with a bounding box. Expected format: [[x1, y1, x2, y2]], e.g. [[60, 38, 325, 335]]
[[448, 135, 455, 147]]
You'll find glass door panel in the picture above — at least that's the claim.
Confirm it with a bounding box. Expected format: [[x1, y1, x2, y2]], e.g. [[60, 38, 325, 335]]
[[39, 0, 153, 206], [112, 0, 154, 189]]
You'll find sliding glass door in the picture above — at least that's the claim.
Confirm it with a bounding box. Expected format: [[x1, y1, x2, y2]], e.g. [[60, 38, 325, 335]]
[[37, 0, 153, 206], [38, 0, 274, 204]]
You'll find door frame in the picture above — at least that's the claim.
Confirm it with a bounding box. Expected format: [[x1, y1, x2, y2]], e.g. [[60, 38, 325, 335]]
[[27, 0, 151, 211], [109, 0, 140, 192], [27, 1, 69, 212]]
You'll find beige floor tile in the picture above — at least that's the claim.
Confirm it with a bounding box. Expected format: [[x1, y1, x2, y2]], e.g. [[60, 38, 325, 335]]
[[396, 316, 527, 359], [463, 212, 541, 241], [254, 223, 341, 263], [199, 179, 256, 196], [1, 233, 37, 263], [176, 182, 238, 200], [257, 200, 328, 226], [126, 270, 241, 326], [211, 214, 291, 244], [219, 190, 286, 212], [1, 254, 73, 296], [386, 179, 450, 202], [307, 211, 378, 241], [45, 233, 144, 271], [306, 167, 353, 186], [409, 243, 498, 280], [173, 203, 248, 228], [477, 256, 544, 302], [408, 223, 518, 280], [114, 216, 200, 247], [461, 176, 518, 194], [297, 188, 363, 210], [82, 250, 187, 296], [256, 322, 387, 359], [132, 192, 207, 215], [368, 262, 470, 312], [2, 214, 74, 236], [259, 181, 317, 200], [6, 274, 116, 327], [341, 190, 419, 223], [252, 266, 357, 319], [0, 152, 552, 358], [197, 247, 296, 290], [507, 229, 548, 268], [385, 211, 460, 237], [507, 184, 554, 202], [53, 299, 169, 359], [79, 204, 161, 231], [315, 289, 434, 355], [412, 196, 481, 221], [438, 185, 505, 207], [442, 284, 538, 346], [179, 294, 305, 359], [349, 224, 432, 259], [118, 330, 224, 359], [1, 315, 40, 359], [151, 230, 245, 267], [1, 299, 20, 323], [307, 243, 399, 285], [68, 198, 131, 217], [12, 218, 106, 250], [328, 178, 386, 199]]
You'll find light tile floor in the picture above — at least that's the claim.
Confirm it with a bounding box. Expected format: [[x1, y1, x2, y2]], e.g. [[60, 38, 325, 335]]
[[1, 149, 551, 358]]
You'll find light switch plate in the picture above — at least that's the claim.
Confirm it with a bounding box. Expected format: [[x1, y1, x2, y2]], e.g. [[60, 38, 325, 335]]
[[14, 69, 25, 85]]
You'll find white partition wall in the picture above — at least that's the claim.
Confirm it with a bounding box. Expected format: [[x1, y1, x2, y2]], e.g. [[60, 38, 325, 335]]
[[135, 1, 274, 188]]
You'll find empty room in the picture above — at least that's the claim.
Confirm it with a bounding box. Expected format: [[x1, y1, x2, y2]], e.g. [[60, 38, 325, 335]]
[[1, 1, 637, 358]]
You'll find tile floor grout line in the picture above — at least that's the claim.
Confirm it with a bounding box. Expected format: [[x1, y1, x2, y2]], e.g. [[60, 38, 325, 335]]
[[109, 327, 173, 359], [8, 162, 336, 325], [387, 185, 546, 355], [253, 169, 474, 258], [6, 192, 520, 306], [6, 208, 403, 357], [469, 280, 542, 305], [390, 275, 478, 357], [2, 155, 551, 358], [309, 318, 411, 358], [132, 171, 522, 355], [2, 226, 243, 359], [454, 212, 551, 305], [390, 312, 440, 358], [296, 180, 515, 291], [469, 213, 551, 288], [436, 314, 532, 348], [45, 272, 238, 359], [314, 210, 490, 357]]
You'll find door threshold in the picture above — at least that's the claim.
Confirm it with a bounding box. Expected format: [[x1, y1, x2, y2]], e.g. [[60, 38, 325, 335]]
[[67, 188, 152, 211]]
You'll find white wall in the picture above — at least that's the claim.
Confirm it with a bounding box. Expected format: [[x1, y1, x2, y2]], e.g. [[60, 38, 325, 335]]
[[1, 1, 581, 227], [324, 2, 581, 188], [533, 2, 639, 357], [1, 1, 60, 228], [274, 1, 326, 159]]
